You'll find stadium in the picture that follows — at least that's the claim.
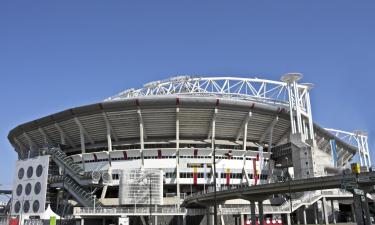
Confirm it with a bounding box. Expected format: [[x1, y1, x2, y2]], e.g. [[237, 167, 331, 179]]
[[4, 74, 373, 225]]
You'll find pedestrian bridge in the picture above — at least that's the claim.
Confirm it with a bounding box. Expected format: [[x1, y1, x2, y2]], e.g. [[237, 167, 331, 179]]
[[183, 172, 375, 206]]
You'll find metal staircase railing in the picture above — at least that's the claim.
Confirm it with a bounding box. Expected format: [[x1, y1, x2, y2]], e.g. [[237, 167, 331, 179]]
[[49, 175, 102, 208], [43, 147, 92, 184]]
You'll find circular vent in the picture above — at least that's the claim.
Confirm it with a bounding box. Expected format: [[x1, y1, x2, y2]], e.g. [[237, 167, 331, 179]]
[[32, 200, 40, 213], [27, 166, 33, 178], [34, 182, 41, 195], [23, 200, 30, 213], [25, 183, 32, 195], [36, 165, 43, 177], [14, 201, 21, 213], [18, 168, 24, 180], [16, 184, 23, 196]]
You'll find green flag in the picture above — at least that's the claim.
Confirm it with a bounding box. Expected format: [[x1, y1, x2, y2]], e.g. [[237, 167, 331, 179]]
[[50, 216, 56, 225]]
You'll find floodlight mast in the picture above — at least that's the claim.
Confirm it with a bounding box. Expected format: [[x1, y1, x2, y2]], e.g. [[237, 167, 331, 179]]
[[281, 73, 315, 144]]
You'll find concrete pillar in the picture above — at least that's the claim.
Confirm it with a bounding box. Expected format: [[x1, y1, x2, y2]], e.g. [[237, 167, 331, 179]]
[[352, 192, 371, 225], [250, 201, 256, 225], [155, 215, 158, 225], [258, 201, 264, 225], [241, 214, 245, 225], [314, 203, 318, 224], [330, 200, 336, 224], [297, 210, 300, 225], [286, 214, 291, 225], [182, 215, 186, 225], [322, 198, 328, 225], [81, 218, 84, 225], [102, 218, 105, 225], [351, 203, 357, 222], [302, 207, 307, 225]]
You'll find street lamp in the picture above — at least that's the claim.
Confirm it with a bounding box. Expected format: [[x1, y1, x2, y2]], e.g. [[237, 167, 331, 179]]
[[285, 157, 293, 225]]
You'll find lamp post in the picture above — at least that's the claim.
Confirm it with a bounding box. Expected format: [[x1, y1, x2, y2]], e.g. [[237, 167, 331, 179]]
[[285, 156, 293, 225]]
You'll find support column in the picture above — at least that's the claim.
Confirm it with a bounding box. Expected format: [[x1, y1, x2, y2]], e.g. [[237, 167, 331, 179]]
[[351, 203, 357, 223], [250, 201, 256, 225], [182, 214, 186, 225], [330, 200, 336, 224], [81, 218, 84, 225], [258, 201, 264, 225], [77, 121, 86, 170], [240, 214, 245, 225], [352, 192, 371, 225], [322, 198, 328, 225], [286, 214, 291, 225], [176, 106, 181, 204], [314, 203, 318, 225], [302, 207, 307, 225], [154, 215, 158, 225], [102, 218, 105, 225], [139, 115, 145, 168]]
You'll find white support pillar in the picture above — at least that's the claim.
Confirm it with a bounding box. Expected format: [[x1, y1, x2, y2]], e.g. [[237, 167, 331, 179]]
[[286, 213, 291, 225], [211, 107, 217, 149], [211, 107, 218, 187], [176, 106, 181, 204], [78, 123, 86, 154], [243, 112, 250, 151], [23, 132, 35, 158], [242, 111, 251, 186], [302, 207, 307, 225], [322, 198, 328, 225], [38, 127, 51, 145], [331, 200, 336, 224], [104, 115, 113, 152], [137, 108, 145, 168], [314, 203, 318, 225], [281, 73, 315, 145]]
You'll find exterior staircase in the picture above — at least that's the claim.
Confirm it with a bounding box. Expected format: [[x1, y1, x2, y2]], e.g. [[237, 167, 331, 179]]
[[49, 175, 102, 208], [42, 146, 102, 208]]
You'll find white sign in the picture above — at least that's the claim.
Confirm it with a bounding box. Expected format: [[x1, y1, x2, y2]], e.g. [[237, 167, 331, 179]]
[[12, 156, 50, 216], [118, 217, 129, 225]]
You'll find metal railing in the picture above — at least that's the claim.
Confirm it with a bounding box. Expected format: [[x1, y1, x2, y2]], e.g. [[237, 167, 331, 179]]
[[74, 206, 187, 216], [44, 147, 91, 181], [49, 175, 102, 208]]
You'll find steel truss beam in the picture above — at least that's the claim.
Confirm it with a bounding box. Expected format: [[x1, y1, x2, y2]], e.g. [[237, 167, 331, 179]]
[[105, 77, 311, 110], [325, 128, 371, 167]]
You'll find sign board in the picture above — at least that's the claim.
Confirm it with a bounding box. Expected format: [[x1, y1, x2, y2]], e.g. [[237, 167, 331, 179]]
[[12, 156, 50, 216], [351, 163, 360, 174], [118, 217, 129, 225]]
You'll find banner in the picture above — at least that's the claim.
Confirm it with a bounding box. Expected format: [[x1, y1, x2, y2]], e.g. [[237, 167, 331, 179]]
[[226, 168, 230, 185], [50, 216, 56, 225], [253, 159, 258, 185], [193, 167, 198, 185]]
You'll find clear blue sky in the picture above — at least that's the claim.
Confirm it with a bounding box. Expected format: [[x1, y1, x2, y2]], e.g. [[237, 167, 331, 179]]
[[1, 1, 375, 188]]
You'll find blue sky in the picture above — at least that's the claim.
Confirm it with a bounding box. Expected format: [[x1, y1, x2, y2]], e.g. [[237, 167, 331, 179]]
[[1, 1, 375, 188]]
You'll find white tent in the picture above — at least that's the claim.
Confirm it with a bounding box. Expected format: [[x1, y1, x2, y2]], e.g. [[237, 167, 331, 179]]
[[39, 205, 60, 220]]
